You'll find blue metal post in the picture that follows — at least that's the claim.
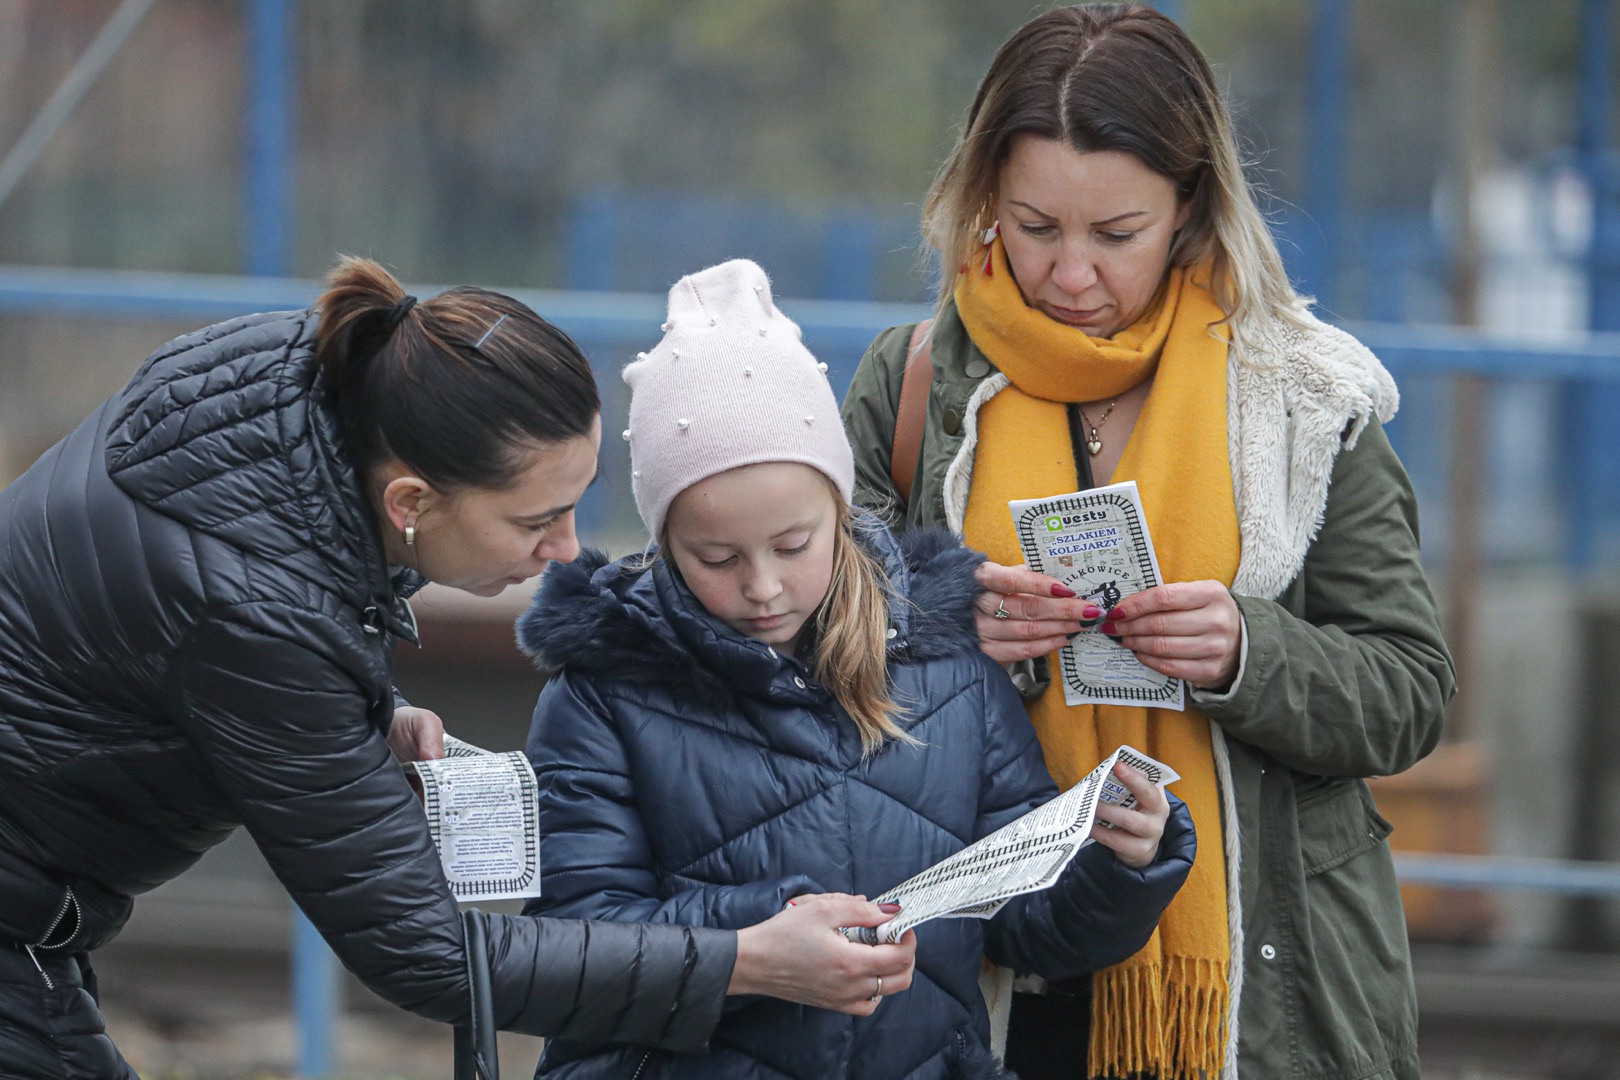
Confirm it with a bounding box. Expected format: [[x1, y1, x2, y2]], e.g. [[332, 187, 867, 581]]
[[1583, 0, 1619, 329], [821, 209, 878, 301], [246, 0, 294, 277], [1302, 0, 1352, 311], [292, 912, 336, 1078], [248, 0, 332, 1073], [561, 193, 622, 537], [565, 193, 619, 291], [1570, 0, 1618, 568]]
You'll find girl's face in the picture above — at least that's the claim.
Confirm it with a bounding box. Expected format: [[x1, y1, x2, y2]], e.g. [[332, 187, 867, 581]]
[[378, 418, 601, 597], [995, 136, 1190, 339], [664, 462, 839, 656]]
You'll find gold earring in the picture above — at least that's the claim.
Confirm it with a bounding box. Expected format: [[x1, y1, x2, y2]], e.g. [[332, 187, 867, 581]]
[[404, 522, 416, 547]]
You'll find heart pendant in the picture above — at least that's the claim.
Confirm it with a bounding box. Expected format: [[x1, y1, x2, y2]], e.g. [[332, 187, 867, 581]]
[[1087, 440, 1103, 456]]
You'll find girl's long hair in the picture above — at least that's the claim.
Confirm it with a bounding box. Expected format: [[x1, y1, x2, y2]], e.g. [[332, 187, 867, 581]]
[[811, 500, 915, 758]]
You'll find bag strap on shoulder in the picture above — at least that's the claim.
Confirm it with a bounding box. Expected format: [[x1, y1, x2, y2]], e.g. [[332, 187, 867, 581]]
[[889, 318, 934, 507]]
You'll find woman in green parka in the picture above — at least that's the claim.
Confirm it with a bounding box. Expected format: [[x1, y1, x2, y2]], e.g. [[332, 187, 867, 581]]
[[840, 5, 1456, 1080]]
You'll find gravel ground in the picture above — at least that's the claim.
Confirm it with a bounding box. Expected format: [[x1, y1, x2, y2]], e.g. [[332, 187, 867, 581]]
[[94, 944, 541, 1079]]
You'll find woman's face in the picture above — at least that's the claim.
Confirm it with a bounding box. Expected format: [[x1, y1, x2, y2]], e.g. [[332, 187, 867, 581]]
[[995, 136, 1190, 339], [664, 462, 839, 657], [383, 418, 601, 596]]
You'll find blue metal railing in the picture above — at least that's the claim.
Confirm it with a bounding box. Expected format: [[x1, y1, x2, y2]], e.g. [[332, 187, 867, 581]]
[[8, 263, 1620, 381], [1395, 854, 1620, 897]]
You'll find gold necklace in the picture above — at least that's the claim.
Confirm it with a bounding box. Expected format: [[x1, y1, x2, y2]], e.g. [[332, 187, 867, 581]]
[[1076, 400, 1118, 456]]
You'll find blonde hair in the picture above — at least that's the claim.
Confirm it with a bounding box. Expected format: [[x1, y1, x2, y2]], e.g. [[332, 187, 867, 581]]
[[922, 2, 1312, 355], [655, 477, 914, 758], [811, 503, 915, 757]]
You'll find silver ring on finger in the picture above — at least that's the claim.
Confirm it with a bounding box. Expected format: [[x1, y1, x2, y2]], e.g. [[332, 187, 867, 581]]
[[993, 598, 1011, 620], [869, 975, 883, 1002]]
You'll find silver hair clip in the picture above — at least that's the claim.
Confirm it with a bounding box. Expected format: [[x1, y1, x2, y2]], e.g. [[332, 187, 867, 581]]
[[473, 313, 510, 350]]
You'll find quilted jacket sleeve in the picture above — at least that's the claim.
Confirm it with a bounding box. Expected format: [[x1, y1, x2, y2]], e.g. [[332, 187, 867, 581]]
[[170, 603, 735, 1049], [1202, 422, 1455, 777], [970, 659, 1196, 979], [524, 672, 822, 930]]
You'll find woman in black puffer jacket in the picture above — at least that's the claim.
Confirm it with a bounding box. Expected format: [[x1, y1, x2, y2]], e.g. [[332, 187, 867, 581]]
[[0, 257, 914, 1079]]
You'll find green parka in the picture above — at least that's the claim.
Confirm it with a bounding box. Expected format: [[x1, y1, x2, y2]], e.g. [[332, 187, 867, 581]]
[[840, 302, 1456, 1080]]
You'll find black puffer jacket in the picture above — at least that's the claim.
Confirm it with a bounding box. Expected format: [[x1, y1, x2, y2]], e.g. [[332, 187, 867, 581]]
[[0, 311, 734, 1047], [519, 526, 1196, 1080]]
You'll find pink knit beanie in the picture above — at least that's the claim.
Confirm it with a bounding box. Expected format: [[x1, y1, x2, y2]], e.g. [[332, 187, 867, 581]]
[[623, 259, 855, 539]]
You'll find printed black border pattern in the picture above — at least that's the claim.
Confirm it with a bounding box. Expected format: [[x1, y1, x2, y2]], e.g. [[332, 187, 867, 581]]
[[1014, 490, 1180, 705], [420, 756, 543, 899], [865, 762, 1113, 943]]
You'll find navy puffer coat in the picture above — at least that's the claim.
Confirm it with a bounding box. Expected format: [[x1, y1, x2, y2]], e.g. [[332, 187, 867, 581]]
[[519, 524, 1196, 1080], [0, 312, 736, 1077]]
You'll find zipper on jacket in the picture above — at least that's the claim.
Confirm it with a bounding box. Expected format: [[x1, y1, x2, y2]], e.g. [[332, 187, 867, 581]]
[[629, 1050, 653, 1080], [22, 945, 53, 991], [33, 887, 78, 951]]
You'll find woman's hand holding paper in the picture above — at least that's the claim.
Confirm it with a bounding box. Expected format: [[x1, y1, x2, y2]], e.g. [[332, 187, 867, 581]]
[[388, 705, 447, 763], [972, 561, 1099, 664], [731, 895, 915, 1016], [1101, 581, 1242, 691]]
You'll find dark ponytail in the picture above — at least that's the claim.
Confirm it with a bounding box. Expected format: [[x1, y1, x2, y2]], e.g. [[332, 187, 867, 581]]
[[314, 256, 599, 491]]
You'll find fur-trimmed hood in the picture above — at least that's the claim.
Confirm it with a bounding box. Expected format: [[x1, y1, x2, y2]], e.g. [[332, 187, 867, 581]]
[[518, 520, 984, 702]]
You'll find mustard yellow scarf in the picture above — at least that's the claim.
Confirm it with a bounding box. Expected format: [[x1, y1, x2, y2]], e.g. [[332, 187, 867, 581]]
[[956, 237, 1237, 1079]]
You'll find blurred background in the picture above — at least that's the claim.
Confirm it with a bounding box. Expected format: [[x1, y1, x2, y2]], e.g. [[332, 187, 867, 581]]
[[3, 0, 1620, 1077]]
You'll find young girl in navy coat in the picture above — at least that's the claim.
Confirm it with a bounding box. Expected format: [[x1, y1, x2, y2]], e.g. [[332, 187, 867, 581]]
[[519, 259, 1195, 1080]]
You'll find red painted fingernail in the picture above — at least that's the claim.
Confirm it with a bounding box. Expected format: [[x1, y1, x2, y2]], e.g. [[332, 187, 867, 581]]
[[1083, 605, 1103, 619], [1101, 622, 1119, 636], [878, 902, 902, 913], [1051, 584, 1076, 598]]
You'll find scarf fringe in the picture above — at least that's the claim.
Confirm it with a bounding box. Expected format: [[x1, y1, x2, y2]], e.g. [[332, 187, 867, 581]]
[[1089, 956, 1228, 1080]]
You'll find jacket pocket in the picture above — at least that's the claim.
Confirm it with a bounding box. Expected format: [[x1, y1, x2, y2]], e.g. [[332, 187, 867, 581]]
[[1290, 779, 1417, 1077], [1298, 779, 1392, 877]]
